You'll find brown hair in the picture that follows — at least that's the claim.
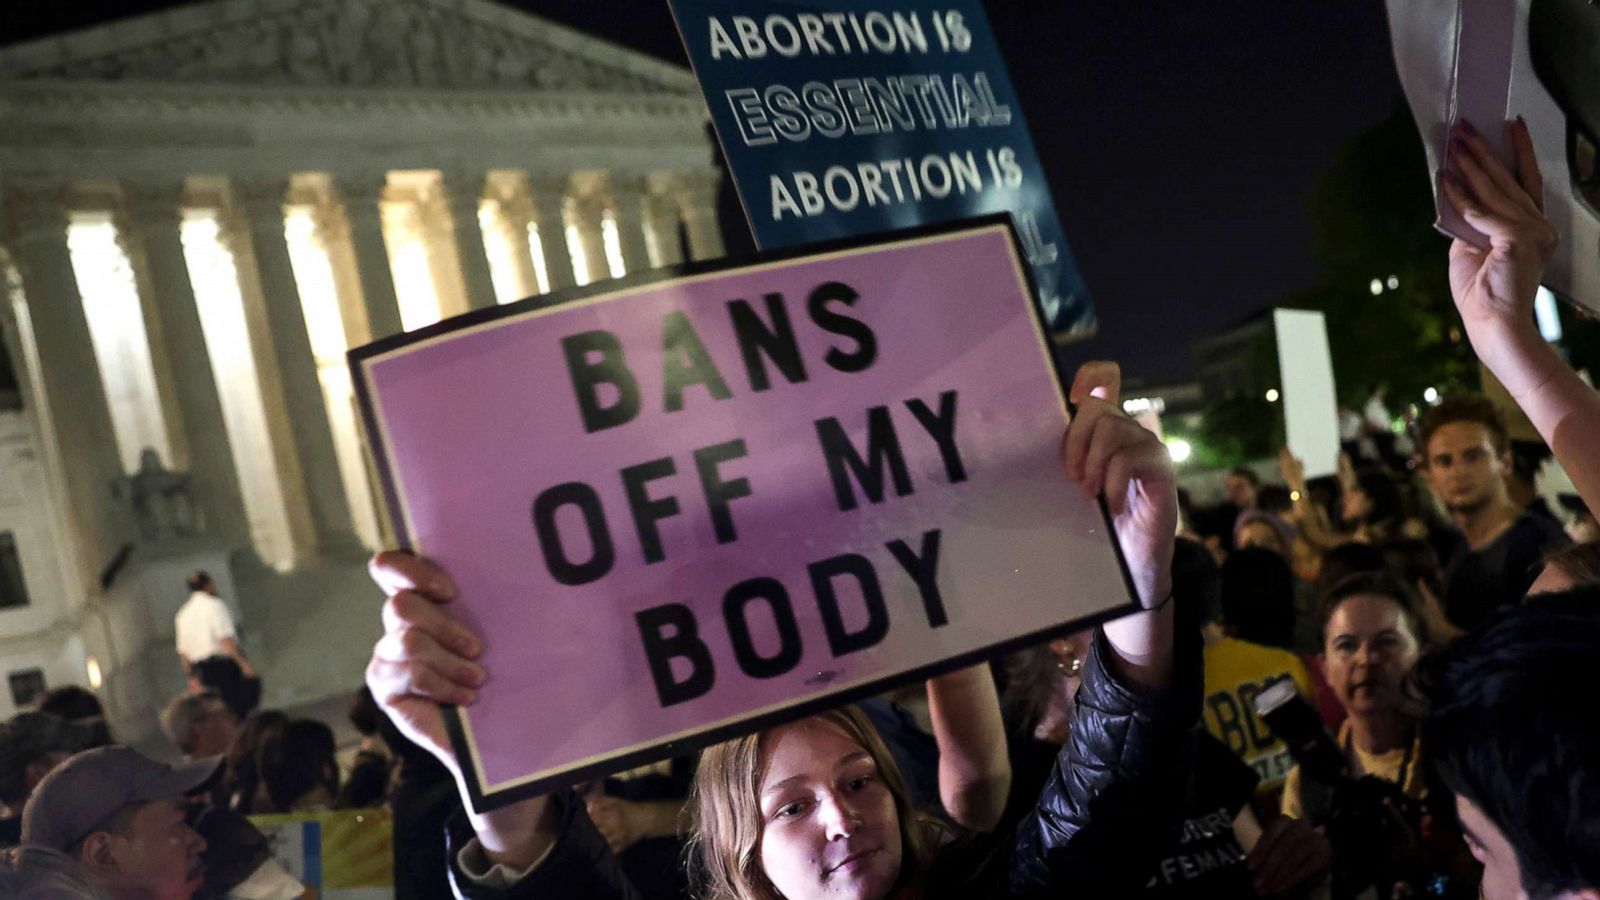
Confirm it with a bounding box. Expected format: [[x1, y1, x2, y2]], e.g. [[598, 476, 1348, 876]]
[[687, 706, 936, 900], [1542, 540, 1600, 587], [1418, 395, 1509, 457], [1318, 571, 1429, 647]]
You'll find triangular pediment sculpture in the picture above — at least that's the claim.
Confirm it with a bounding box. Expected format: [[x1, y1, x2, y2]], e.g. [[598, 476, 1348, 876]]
[[0, 0, 697, 96]]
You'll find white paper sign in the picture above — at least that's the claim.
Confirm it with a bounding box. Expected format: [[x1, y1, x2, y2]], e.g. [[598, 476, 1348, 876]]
[[1387, 0, 1600, 310], [1275, 310, 1340, 480]]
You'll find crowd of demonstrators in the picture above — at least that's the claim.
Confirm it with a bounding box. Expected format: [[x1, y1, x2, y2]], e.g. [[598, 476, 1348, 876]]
[[363, 374, 1202, 899], [3, 118, 1600, 900]]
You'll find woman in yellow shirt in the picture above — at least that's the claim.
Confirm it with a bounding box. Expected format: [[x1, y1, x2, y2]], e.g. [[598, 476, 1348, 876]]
[[1281, 573, 1427, 819]]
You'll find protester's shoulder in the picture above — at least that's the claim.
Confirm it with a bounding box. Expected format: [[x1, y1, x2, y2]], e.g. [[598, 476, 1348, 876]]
[[1512, 511, 1569, 548], [199, 593, 235, 620]]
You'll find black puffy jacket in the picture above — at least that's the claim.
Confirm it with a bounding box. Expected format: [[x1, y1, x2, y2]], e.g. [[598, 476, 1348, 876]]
[[443, 625, 1202, 899]]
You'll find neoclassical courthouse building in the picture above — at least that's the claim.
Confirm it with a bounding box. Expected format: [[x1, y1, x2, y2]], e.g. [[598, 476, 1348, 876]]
[[0, 0, 725, 743]]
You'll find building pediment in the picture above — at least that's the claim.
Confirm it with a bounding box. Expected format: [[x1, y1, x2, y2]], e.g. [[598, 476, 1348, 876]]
[[0, 0, 698, 97]]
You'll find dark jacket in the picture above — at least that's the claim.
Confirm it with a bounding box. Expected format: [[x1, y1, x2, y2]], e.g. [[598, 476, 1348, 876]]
[[444, 625, 1201, 899]]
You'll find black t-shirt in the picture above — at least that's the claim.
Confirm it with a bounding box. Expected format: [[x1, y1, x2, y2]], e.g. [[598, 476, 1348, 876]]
[[1003, 729, 1261, 899], [1442, 514, 1568, 631], [1140, 733, 1262, 899]]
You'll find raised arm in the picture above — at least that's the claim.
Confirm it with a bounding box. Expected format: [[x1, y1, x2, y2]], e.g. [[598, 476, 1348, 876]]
[[1064, 360, 1178, 687], [1010, 383, 1199, 894], [1063, 395, 1178, 690], [365, 552, 557, 866], [365, 552, 639, 899], [925, 663, 1010, 832], [1442, 117, 1600, 513], [1280, 448, 1347, 553]]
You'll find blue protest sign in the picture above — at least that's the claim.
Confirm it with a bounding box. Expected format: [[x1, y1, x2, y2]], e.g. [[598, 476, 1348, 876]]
[[668, 2, 1095, 338]]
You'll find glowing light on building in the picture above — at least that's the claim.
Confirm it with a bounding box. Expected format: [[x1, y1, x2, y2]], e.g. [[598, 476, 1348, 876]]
[[1166, 438, 1192, 464], [602, 210, 627, 278], [389, 238, 441, 331], [479, 203, 525, 305], [1369, 278, 1383, 296], [566, 224, 591, 287], [526, 223, 551, 296], [179, 210, 295, 569], [1265, 388, 1280, 402], [284, 207, 382, 550], [65, 215, 173, 473], [86, 656, 103, 690]]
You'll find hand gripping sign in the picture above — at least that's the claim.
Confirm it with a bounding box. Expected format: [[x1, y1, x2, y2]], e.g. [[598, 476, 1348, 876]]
[[351, 218, 1137, 811]]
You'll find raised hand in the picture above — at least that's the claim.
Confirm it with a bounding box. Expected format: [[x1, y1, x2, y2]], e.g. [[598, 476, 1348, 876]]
[[365, 550, 555, 868], [1441, 117, 1559, 336], [1061, 394, 1177, 610], [1246, 815, 1332, 897], [365, 550, 483, 778], [1061, 371, 1179, 690], [1278, 447, 1307, 496]]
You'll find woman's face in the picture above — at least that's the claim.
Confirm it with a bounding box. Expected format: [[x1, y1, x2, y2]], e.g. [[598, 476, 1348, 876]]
[[1323, 593, 1422, 718], [757, 719, 903, 900]]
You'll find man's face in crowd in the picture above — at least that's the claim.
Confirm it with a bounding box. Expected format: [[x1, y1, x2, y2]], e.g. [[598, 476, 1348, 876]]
[[84, 797, 207, 900], [1425, 421, 1510, 515], [1226, 474, 1257, 510], [189, 700, 240, 759], [1236, 520, 1287, 557]]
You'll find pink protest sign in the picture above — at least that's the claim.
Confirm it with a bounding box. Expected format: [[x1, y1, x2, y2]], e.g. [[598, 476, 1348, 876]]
[[352, 219, 1136, 811]]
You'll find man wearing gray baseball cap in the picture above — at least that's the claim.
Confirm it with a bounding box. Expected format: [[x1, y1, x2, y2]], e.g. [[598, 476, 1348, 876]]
[[21, 746, 217, 900]]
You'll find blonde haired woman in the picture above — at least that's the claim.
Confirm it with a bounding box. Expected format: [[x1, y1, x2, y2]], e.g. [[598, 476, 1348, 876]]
[[367, 372, 1199, 899]]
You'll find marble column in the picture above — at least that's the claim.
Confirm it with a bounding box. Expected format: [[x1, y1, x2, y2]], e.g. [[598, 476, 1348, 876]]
[[486, 177, 541, 300], [440, 171, 497, 312], [566, 191, 610, 286], [643, 182, 685, 268], [103, 197, 189, 476], [234, 178, 357, 556], [120, 183, 250, 544], [606, 174, 653, 277], [677, 170, 726, 261], [2, 183, 134, 589], [525, 173, 577, 292], [335, 175, 405, 344]]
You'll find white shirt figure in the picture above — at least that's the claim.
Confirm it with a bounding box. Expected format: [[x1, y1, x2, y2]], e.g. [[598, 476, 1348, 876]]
[[175, 588, 237, 664]]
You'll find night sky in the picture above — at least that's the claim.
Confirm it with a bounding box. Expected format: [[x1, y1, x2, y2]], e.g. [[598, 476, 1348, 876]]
[[2, 1, 1407, 382]]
